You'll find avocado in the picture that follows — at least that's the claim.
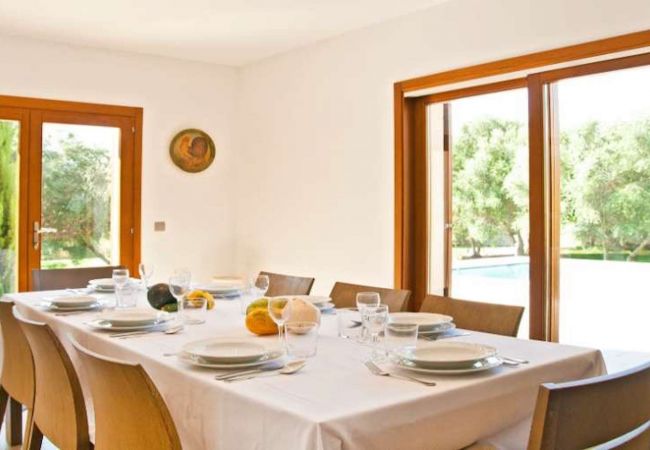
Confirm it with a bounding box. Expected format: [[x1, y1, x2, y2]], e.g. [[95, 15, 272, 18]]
[[147, 283, 177, 310]]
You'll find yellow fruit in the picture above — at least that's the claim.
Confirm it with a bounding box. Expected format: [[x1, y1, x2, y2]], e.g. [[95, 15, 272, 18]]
[[186, 289, 215, 310], [245, 308, 278, 336]]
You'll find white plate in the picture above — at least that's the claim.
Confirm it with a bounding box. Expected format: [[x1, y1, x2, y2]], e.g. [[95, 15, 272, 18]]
[[39, 301, 102, 312], [389, 312, 453, 330], [99, 309, 163, 326], [195, 284, 242, 295], [317, 302, 336, 310], [177, 350, 284, 369], [88, 278, 139, 289], [392, 356, 503, 375], [291, 295, 332, 306], [85, 315, 172, 331], [401, 342, 497, 368], [45, 295, 99, 308], [417, 322, 456, 335], [182, 338, 269, 364]]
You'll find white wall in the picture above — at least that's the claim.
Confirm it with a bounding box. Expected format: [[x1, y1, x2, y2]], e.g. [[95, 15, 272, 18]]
[[0, 36, 239, 283], [235, 0, 650, 295]]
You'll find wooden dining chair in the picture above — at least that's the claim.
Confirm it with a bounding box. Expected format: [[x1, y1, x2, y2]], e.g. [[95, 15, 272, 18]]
[[71, 338, 182, 450], [465, 361, 650, 450], [31, 266, 125, 291], [0, 301, 35, 447], [13, 308, 92, 450], [528, 360, 650, 449], [260, 271, 315, 297], [329, 282, 411, 312], [419, 294, 524, 337]]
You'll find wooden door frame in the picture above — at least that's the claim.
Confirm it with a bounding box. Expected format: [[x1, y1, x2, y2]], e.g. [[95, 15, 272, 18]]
[[394, 29, 650, 340], [0, 95, 143, 291]]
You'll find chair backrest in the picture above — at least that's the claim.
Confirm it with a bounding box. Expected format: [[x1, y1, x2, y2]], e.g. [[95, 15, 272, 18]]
[[13, 308, 90, 449], [528, 361, 650, 450], [419, 295, 524, 337], [260, 271, 315, 297], [31, 266, 125, 291], [71, 338, 182, 450], [0, 301, 35, 408], [329, 282, 411, 312]]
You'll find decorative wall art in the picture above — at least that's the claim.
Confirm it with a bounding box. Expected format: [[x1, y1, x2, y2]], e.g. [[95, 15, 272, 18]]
[[169, 128, 215, 173]]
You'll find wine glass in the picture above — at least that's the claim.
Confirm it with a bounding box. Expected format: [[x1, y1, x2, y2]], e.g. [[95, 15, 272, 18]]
[[356, 292, 380, 342], [112, 268, 130, 308], [268, 297, 289, 349], [254, 274, 270, 297], [138, 263, 154, 290], [169, 269, 191, 324], [366, 304, 389, 361]]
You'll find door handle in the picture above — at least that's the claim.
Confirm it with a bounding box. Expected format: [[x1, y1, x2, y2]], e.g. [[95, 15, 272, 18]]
[[33, 221, 58, 250]]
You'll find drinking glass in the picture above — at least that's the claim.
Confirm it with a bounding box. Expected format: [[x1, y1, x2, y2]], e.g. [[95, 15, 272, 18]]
[[138, 263, 154, 290], [337, 307, 362, 339], [169, 269, 191, 324], [253, 274, 270, 297], [284, 321, 319, 358], [384, 323, 419, 357], [112, 268, 130, 307], [366, 304, 389, 361], [182, 295, 207, 325], [268, 297, 289, 348], [116, 283, 138, 308], [356, 292, 380, 342]]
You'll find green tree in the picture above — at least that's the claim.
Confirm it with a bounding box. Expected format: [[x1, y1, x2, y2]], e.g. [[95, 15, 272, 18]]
[[566, 120, 650, 260], [0, 121, 18, 295], [453, 118, 528, 257], [42, 134, 113, 265]]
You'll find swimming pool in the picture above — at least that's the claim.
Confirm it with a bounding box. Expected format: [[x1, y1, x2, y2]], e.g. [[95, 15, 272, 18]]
[[453, 262, 529, 279]]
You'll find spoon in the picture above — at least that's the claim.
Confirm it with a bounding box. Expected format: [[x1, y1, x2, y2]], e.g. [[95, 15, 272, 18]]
[[221, 360, 307, 382]]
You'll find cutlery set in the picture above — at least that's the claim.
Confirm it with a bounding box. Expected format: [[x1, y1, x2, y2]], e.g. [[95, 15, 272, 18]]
[[214, 360, 307, 382]]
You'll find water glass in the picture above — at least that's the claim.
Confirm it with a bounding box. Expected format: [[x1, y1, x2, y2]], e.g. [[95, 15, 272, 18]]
[[365, 304, 389, 361], [356, 292, 380, 342], [116, 283, 139, 308], [384, 323, 419, 356], [337, 307, 362, 339], [113, 268, 130, 306], [138, 263, 154, 289], [169, 269, 191, 323], [284, 321, 319, 358], [268, 297, 289, 348], [182, 296, 207, 324]]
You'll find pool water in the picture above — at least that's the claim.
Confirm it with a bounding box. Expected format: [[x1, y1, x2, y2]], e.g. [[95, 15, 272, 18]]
[[453, 263, 529, 279]]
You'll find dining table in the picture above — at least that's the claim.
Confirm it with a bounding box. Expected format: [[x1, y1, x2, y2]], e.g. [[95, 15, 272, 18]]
[[5, 289, 606, 450]]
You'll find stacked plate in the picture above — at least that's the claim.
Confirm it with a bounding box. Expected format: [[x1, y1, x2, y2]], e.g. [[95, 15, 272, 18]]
[[87, 278, 139, 293], [392, 342, 503, 375], [177, 337, 283, 369], [389, 312, 456, 337], [291, 295, 335, 313], [86, 308, 172, 331], [41, 295, 101, 312], [195, 278, 245, 298]]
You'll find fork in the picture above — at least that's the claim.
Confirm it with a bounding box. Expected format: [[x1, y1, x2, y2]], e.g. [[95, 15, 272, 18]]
[[364, 360, 437, 386]]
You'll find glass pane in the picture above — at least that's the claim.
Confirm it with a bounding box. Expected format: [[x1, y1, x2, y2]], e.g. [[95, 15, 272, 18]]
[[0, 120, 20, 295], [557, 65, 650, 352], [429, 88, 530, 337], [41, 123, 121, 269]]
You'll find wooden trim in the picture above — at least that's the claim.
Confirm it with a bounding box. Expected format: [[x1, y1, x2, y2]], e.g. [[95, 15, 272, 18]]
[[0, 95, 141, 118], [412, 98, 428, 311], [133, 110, 143, 271], [443, 104, 452, 297], [547, 83, 561, 342], [26, 110, 43, 292], [539, 51, 650, 83], [400, 29, 650, 92], [527, 74, 549, 341], [394, 84, 405, 288], [418, 78, 527, 105]]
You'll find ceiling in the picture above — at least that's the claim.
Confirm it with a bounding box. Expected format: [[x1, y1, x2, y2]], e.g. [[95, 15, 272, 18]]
[[0, 0, 448, 66]]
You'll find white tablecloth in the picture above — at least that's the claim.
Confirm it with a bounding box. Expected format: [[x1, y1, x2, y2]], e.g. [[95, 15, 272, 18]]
[[5, 291, 605, 450]]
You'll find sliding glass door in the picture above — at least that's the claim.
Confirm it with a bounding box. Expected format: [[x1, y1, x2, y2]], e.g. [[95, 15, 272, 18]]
[[426, 87, 530, 337], [551, 64, 650, 351]]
